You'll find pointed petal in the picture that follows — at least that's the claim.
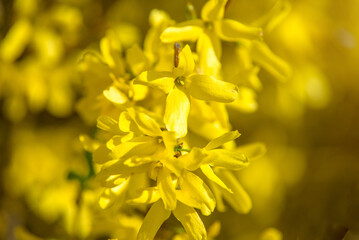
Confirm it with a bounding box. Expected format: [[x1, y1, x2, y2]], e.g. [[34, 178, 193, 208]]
[[93, 144, 111, 164], [134, 70, 174, 93], [162, 130, 177, 156], [251, 41, 292, 82], [160, 20, 204, 43], [236, 142, 267, 161], [127, 108, 162, 137], [178, 147, 207, 171], [197, 33, 222, 78], [111, 136, 158, 160], [136, 201, 171, 240], [201, 0, 227, 21], [99, 179, 129, 209], [179, 170, 216, 215], [173, 202, 207, 240], [204, 130, 241, 150], [126, 44, 148, 76], [103, 86, 128, 105], [186, 74, 238, 103], [157, 167, 177, 210], [204, 149, 248, 170], [200, 164, 232, 193], [227, 87, 258, 113], [215, 19, 263, 41], [173, 45, 195, 77], [164, 87, 190, 138], [97, 115, 122, 133], [127, 187, 161, 205], [215, 169, 252, 213]]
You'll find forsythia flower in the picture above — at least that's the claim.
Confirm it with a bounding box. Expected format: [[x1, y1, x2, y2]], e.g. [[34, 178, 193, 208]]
[[135, 44, 238, 138]]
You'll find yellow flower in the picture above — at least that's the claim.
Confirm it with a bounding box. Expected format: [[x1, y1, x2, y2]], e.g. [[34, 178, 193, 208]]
[[85, 107, 255, 239], [160, 0, 263, 77], [135, 44, 238, 138]]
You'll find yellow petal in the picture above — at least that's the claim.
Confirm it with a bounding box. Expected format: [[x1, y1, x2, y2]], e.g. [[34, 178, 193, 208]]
[[227, 87, 258, 113], [103, 86, 128, 105], [0, 18, 32, 62], [178, 147, 207, 171], [179, 170, 216, 215], [164, 87, 190, 138], [134, 71, 174, 93], [173, 202, 207, 240], [127, 187, 160, 205], [161, 157, 184, 177], [136, 200, 171, 240], [79, 134, 100, 152], [251, 0, 291, 32], [251, 41, 292, 82], [111, 136, 158, 160], [126, 44, 148, 76], [259, 228, 283, 240], [200, 164, 232, 193], [173, 45, 195, 77], [162, 131, 177, 156], [215, 19, 263, 41], [201, 0, 227, 21], [93, 144, 111, 164], [197, 32, 222, 78], [186, 74, 238, 103], [157, 167, 177, 210], [119, 111, 132, 132], [127, 108, 162, 137], [236, 142, 267, 161], [204, 149, 248, 170], [215, 169, 252, 213], [204, 130, 241, 150], [99, 180, 129, 209], [100, 36, 124, 74], [160, 20, 203, 43], [97, 115, 123, 134]]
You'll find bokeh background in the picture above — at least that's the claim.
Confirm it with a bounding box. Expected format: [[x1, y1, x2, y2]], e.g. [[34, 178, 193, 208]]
[[1, 0, 359, 239]]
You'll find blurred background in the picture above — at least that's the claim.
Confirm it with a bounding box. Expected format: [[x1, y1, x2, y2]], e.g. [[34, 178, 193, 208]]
[[1, 0, 359, 239]]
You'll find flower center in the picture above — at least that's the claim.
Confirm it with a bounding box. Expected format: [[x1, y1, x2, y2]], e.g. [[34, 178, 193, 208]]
[[175, 76, 185, 86]]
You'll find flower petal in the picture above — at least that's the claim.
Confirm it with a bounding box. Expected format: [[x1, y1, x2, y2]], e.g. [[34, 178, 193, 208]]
[[157, 167, 177, 210], [236, 142, 267, 161], [136, 200, 171, 240], [200, 164, 232, 193], [197, 32, 222, 78], [179, 170, 216, 215], [127, 187, 160, 205], [204, 130, 241, 150], [160, 20, 204, 43], [134, 70, 174, 93], [204, 149, 248, 170], [186, 74, 238, 103], [201, 0, 227, 21], [215, 19, 263, 41], [227, 87, 258, 113], [164, 87, 190, 138], [161, 130, 177, 156], [173, 45, 195, 77], [173, 202, 207, 240], [178, 147, 207, 171], [126, 44, 148, 76], [251, 41, 292, 82], [127, 108, 162, 137], [111, 136, 158, 160], [215, 169, 252, 213], [103, 86, 128, 105]]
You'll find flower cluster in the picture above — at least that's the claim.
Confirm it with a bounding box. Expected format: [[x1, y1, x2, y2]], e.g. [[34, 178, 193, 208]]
[[77, 0, 288, 239]]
